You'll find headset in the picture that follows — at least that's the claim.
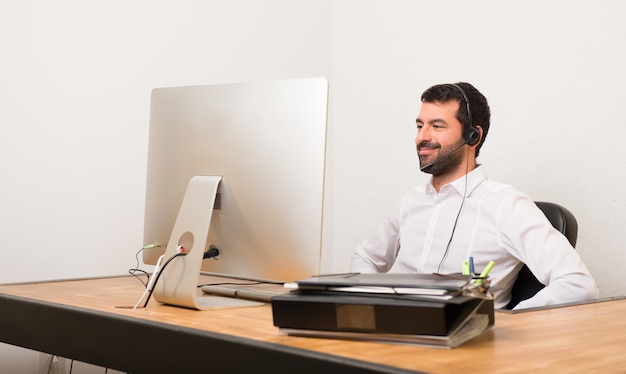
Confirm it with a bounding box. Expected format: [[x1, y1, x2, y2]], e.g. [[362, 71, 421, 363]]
[[435, 83, 480, 273], [449, 83, 480, 146]]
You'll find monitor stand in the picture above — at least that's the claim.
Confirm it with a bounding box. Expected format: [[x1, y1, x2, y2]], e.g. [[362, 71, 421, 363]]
[[153, 175, 262, 310]]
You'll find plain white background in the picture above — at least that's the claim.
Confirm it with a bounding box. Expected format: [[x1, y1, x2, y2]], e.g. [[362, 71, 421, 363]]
[[2, 1, 625, 371]]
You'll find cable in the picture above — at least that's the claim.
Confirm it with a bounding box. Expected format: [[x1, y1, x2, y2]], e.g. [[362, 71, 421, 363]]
[[132, 249, 185, 309], [128, 247, 150, 287], [132, 254, 166, 309], [197, 281, 278, 288], [436, 148, 471, 273], [203, 246, 220, 260], [46, 355, 56, 374], [131, 245, 224, 309], [141, 252, 187, 308], [129, 244, 164, 287]]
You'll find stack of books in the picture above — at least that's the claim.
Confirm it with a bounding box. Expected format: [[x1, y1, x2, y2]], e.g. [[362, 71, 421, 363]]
[[271, 273, 494, 348]]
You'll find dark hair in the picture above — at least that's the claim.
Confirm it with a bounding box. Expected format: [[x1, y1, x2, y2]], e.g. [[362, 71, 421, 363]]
[[421, 82, 491, 157]]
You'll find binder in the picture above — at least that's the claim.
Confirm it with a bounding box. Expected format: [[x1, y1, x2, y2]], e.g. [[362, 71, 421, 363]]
[[272, 273, 494, 348], [286, 273, 470, 297]]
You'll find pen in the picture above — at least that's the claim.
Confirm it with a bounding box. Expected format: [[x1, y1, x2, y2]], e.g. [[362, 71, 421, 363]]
[[475, 260, 495, 285], [469, 256, 475, 275], [461, 260, 471, 275]]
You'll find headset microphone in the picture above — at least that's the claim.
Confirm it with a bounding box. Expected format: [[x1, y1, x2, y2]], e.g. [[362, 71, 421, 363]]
[[419, 139, 467, 172]]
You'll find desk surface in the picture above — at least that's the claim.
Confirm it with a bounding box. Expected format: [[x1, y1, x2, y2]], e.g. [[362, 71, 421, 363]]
[[1, 275, 625, 373]]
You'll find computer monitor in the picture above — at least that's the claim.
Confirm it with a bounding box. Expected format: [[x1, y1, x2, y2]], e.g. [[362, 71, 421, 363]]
[[142, 77, 328, 309]]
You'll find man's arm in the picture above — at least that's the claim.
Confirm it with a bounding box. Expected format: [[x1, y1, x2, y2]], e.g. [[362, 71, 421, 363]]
[[501, 196, 598, 309], [514, 227, 598, 309], [350, 200, 404, 273]]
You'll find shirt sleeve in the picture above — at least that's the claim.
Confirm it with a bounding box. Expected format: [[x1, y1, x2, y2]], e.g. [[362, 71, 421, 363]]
[[498, 194, 599, 310], [350, 196, 405, 273]]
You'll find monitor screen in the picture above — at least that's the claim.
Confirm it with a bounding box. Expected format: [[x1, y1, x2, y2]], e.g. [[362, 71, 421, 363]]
[[142, 78, 328, 308]]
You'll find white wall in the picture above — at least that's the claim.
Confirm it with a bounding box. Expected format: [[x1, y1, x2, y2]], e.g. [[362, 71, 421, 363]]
[[329, 0, 626, 300], [0, 0, 331, 284], [0, 0, 331, 371], [2, 0, 626, 370]]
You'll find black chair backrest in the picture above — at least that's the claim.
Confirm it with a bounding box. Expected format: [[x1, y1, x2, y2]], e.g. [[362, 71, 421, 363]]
[[504, 201, 578, 309]]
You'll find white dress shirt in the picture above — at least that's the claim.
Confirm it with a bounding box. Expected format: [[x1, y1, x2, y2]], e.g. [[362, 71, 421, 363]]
[[351, 166, 598, 309]]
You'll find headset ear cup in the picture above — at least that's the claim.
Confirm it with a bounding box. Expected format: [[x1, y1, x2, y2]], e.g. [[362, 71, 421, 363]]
[[465, 127, 480, 145]]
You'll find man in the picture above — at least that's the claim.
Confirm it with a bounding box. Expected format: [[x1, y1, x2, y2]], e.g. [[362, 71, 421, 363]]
[[350, 82, 598, 309]]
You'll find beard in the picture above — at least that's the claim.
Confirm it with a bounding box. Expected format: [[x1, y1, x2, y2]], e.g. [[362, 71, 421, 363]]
[[417, 141, 465, 176]]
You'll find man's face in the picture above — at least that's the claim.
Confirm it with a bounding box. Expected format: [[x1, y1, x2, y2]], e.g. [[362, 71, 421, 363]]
[[415, 100, 466, 176]]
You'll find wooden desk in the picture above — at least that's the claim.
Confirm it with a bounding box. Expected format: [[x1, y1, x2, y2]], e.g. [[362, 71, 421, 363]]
[[1, 275, 625, 373]]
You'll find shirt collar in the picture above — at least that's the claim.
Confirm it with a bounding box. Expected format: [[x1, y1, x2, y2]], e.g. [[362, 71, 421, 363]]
[[425, 165, 487, 196]]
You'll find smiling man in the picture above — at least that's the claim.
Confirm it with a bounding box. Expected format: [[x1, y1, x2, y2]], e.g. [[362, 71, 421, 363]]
[[350, 82, 598, 309]]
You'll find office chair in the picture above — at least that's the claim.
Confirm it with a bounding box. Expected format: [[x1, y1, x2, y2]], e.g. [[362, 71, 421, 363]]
[[504, 201, 578, 310]]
